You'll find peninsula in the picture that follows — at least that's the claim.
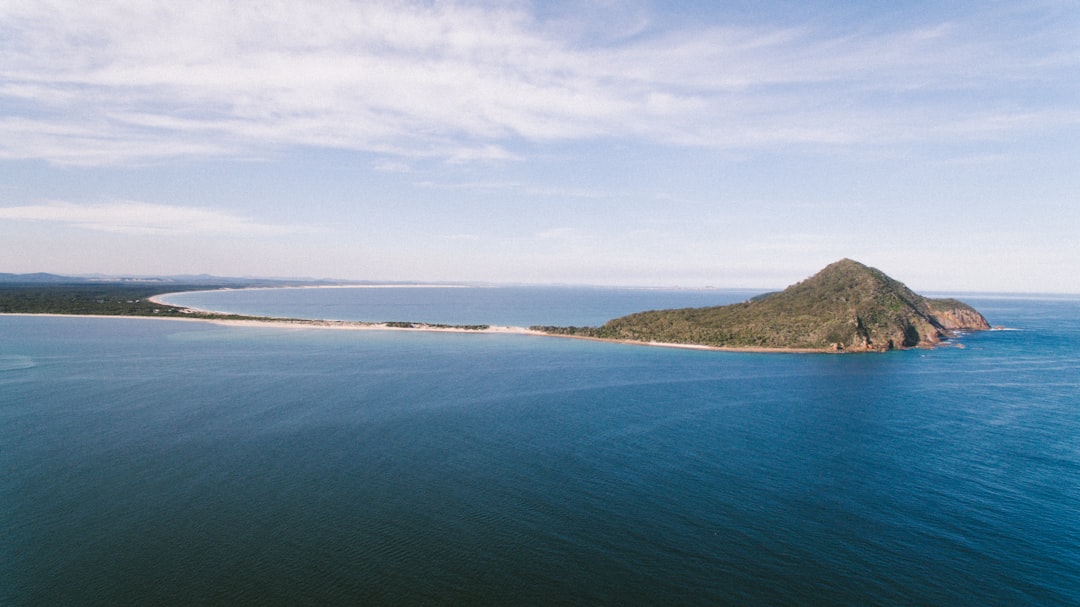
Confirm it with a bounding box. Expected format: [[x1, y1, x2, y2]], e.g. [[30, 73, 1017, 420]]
[[533, 259, 990, 352], [2, 261, 990, 352]]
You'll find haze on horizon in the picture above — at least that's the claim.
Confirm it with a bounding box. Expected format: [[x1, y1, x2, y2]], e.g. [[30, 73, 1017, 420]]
[[1, 1, 1077, 294]]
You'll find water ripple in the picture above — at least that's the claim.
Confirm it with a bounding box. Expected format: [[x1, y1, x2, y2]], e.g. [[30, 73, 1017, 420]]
[[0, 355, 34, 371]]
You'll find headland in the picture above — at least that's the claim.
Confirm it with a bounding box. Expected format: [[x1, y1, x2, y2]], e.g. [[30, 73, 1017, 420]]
[[1, 261, 991, 353]]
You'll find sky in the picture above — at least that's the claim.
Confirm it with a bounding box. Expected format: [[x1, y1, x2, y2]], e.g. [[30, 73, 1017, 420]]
[[1, 0, 1077, 293]]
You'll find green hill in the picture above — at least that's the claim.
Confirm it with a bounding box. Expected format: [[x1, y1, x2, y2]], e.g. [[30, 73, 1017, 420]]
[[535, 259, 990, 352]]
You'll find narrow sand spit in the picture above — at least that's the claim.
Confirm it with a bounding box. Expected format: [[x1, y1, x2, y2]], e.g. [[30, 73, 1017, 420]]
[[8, 311, 830, 353], [9, 291, 831, 353]]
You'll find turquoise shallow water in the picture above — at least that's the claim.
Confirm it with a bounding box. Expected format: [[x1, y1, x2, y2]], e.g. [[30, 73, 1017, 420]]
[[1, 290, 1078, 605]]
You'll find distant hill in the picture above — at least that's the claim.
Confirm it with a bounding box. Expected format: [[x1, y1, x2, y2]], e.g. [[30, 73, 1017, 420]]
[[536, 259, 990, 352], [0, 272, 84, 284]]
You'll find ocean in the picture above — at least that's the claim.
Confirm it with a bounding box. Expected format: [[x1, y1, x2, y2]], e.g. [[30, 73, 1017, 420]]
[[2, 287, 1078, 606]]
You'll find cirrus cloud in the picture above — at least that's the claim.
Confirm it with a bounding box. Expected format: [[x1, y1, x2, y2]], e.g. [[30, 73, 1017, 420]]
[[0, 1, 1075, 166], [0, 201, 313, 236]]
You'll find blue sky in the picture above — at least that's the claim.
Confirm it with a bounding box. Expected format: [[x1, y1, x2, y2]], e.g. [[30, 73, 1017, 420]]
[[1, 0, 1077, 292]]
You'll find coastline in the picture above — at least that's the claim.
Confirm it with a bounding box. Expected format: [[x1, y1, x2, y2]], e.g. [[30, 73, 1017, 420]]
[[0, 262, 996, 355], [0, 311, 539, 334], [0, 311, 832, 354], [0, 285, 831, 353], [145, 289, 833, 353]]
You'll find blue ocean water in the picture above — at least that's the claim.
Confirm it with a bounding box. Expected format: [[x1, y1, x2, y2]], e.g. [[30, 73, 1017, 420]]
[[157, 285, 762, 326], [1, 289, 1078, 606]]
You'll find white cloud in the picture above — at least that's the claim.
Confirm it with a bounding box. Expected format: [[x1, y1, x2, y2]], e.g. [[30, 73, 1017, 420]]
[[417, 179, 611, 199], [0, 201, 310, 236], [0, 1, 1075, 165]]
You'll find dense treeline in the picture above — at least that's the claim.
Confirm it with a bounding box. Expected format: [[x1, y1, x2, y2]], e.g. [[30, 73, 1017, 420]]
[[0, 283, 254, 318]]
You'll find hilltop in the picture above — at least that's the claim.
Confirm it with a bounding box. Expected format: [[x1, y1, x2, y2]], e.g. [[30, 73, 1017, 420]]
[[535, 259, 990, 352]]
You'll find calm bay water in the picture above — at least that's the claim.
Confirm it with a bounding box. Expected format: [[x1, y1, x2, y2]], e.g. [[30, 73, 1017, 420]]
[[2, 288, 1078, 606], [156, 285, 762, 326]]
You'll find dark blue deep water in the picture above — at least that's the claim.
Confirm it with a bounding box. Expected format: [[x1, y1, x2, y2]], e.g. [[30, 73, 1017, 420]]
[[2, 289, 1078, 606]]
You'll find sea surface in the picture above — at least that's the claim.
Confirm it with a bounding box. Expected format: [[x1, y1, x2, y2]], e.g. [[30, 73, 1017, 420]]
[[157, 284, 763, 326], [2, 287, 1078, 606]]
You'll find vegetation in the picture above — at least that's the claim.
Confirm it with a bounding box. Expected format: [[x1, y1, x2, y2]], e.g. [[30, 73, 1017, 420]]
[[1, 283, 202, 316], [384, 321, 490, 330], [535, 259, 989, 352]]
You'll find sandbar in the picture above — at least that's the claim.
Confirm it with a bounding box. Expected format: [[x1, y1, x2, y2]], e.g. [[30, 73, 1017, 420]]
[[3, 311, 830, 353], [8, 287, 833, 354]]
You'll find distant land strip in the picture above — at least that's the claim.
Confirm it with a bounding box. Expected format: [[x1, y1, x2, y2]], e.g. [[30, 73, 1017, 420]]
[[0, 260, 992, 353]]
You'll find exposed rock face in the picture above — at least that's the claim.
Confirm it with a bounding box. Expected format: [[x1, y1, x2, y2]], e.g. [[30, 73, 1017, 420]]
[[589, 259, 990, 352], [926, 299, 993, 331]]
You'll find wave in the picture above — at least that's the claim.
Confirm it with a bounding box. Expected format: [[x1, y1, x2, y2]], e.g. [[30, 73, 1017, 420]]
[[0, 355, 35, 371]]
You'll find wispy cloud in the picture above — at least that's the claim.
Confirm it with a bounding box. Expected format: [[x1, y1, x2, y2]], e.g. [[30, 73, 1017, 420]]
[[417, 179, 612, 199], [0, 201, 310, 236], [0, 1, 1075, 165]]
